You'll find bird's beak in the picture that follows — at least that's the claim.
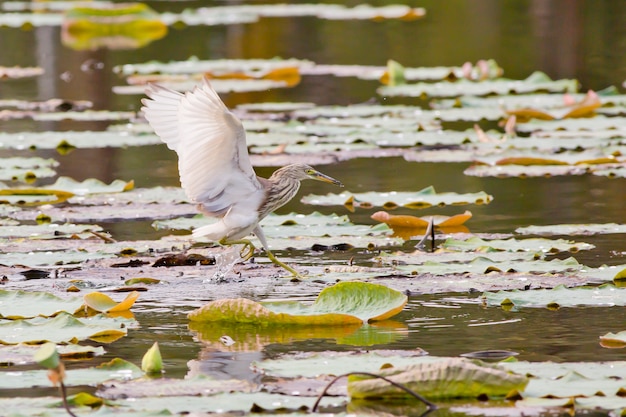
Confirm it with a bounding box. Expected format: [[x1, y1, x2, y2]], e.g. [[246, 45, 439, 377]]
[[310, 170, 343, 187]]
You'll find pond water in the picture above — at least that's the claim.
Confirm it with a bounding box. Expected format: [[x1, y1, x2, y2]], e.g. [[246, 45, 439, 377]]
[[1, 0, 626, 414]]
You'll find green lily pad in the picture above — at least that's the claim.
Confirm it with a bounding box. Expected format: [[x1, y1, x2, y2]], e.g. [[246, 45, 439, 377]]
[[188, 281, 407, 325], [0, 290, 83, 319], [254, 350, 434, 379], [395, 256, 583, 276], [0, 157, 58, 182], [0, 312, 134, 344], [378, 71, 578, 98], [0, 357, 142, 390], [0, 343, 105, 366], [441, 236, 594, 253], [482, 283, 626, 309], [0, 131, 161, 150], [302, 186, 493, 209], [43, 176, 134, 195], [0, 223, 104, 239], [348, 357, 528, 400], [516, 223, 626, 236]]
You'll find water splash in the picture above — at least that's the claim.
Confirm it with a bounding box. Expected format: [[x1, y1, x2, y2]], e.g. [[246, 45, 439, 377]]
[[204, 246, 243, 283]]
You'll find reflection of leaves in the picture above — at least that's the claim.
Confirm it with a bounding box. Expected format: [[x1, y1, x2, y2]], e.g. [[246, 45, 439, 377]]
[[62, 3, 167, 51], [189, 321, 363, 351]]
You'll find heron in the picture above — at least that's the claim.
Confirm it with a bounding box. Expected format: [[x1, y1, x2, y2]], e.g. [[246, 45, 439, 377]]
[[141, 78, 343, 276]]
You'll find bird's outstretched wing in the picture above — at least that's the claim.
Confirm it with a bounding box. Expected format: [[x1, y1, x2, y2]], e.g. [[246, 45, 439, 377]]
[[142, 79, 262, 215]]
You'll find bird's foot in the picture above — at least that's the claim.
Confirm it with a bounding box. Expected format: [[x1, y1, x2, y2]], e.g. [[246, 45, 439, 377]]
[[218, 238, 256, 261]]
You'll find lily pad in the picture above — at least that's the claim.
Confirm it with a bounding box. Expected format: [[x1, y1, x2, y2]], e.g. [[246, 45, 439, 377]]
[[0, 357, 143, 390], [516, 223, 626, 236], [482, 283, 626, 309], [347, 357, 528, 400], [441, 236, 594, 253], [302, 186, 493, 209], [0, 343, 105, 366], [0, 157, 58, 182], [378, 71, 578, 98], [0, 312, 133, 344], [0, 290, 83, 319], [188, 282, 407, 325], [0, 131, 162, 150], [83, 291, 140, 313]]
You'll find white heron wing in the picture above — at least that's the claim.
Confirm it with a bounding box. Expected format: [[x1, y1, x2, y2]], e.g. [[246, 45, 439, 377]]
[[142, 79, 262, 215]]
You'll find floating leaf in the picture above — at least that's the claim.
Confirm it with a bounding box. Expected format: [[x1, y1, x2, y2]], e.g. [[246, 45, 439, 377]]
[[482, 284, 626, 309], [0, 312, 132, 344], [83, 291, 139, 313], [516, 223, 626, 236], [44, 176, 134, 195], [0, 344, 105, 366], [599, 331, 626, 348], [188, 282, 407, 325], [0, 131, 162, 151], [0, 357, 143, 390], [442, 236, 594, 253], [254, 350, 431, 379], [378, 71, 578, 98], [0, 290, 84, 319], [347, 357, 528, 400], [125, 278, 160, 286], [302, 186, 493, 209], [371, 210, 472, 238]]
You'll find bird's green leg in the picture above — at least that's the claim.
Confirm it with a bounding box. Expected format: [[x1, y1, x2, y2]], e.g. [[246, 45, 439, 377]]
[[218, 237, 255, 261], [252, 225, 302, 277], [266, 249, 300, 277]]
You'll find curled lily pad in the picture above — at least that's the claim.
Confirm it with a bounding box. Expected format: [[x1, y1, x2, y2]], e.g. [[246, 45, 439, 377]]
[[83, 291, 140, 313], [188, 282, 407, 325], [599, 331, 626, 348], [347, 357, 528, 400]]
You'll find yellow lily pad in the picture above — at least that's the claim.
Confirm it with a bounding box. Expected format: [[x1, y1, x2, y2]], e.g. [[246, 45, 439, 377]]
[[83, 291, 139, 313]]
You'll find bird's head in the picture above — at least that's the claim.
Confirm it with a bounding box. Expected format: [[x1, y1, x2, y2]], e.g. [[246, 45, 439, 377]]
[[273, 163, 343, 187]]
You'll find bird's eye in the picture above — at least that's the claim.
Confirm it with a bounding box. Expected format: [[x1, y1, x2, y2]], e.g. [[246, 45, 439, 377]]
[[306, 169, 315, 175]]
